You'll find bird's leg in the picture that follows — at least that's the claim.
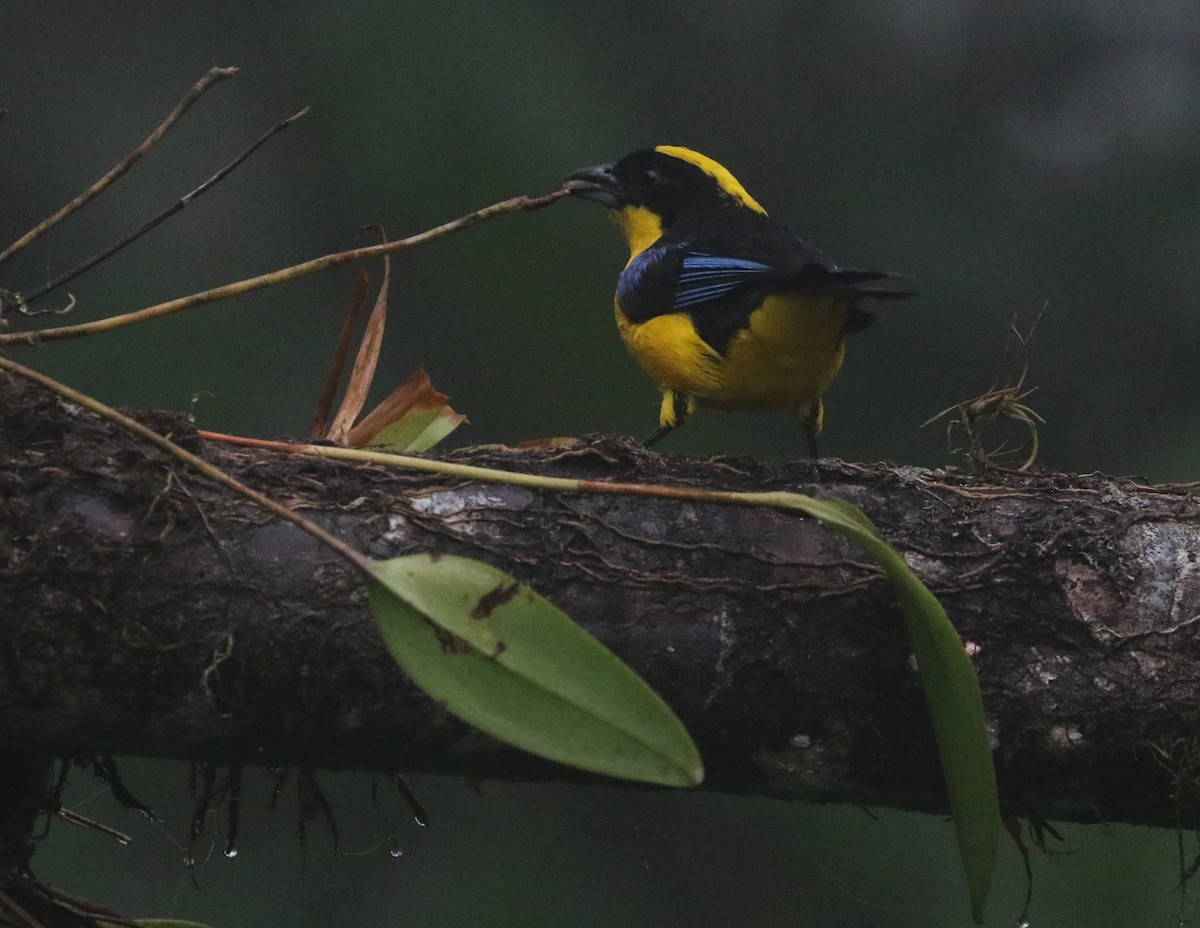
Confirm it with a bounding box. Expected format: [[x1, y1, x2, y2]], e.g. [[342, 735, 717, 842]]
[[643, 389, 693, 447], [796, 397, 825, 459], [642, 425, 673, 447]]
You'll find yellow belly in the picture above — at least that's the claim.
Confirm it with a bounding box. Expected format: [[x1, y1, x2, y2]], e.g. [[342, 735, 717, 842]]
[[615, 293, 850, 412]]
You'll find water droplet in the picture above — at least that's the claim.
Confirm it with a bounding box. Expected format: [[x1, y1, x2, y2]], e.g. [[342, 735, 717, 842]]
[[389, 837, 404, 858], [116, 836, 131, 846], [1018, 919, 1031, 928], [224, 843, 239, 858]]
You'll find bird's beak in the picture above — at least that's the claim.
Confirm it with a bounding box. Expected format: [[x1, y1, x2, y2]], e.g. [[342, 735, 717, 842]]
[[563, 163, 623, 208]]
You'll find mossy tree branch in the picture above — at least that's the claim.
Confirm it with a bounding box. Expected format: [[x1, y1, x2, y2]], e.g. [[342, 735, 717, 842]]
[[3, 371, 1200, 833]]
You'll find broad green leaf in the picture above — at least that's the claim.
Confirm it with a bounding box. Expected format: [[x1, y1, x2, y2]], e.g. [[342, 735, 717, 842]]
[[367, 405, 464, 452], [369, 554, 703, 787], [787, 494, 1000, 924]]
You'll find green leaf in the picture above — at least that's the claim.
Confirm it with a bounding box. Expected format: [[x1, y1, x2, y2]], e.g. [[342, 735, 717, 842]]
[[343, 367, 466, 451], [368, 554, 704, 787], [784, 495, 1000, 925], [368, 405, 464, 452]]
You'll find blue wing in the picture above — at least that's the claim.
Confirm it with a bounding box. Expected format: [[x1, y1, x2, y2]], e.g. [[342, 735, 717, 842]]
[[673, 254, 773, 309]]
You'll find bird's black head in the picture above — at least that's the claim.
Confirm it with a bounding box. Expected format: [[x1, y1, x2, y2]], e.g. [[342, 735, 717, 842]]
[[565, 147, 766, 238]]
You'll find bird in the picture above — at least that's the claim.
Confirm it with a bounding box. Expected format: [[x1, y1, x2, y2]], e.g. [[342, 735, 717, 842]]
[[564, 145, 914, 456]]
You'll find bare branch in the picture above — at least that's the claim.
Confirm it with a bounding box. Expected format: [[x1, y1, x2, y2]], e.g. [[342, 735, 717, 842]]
[[0, 66, 238, 267], [20, 106, 308, 305], [0, 189, 569, 348]]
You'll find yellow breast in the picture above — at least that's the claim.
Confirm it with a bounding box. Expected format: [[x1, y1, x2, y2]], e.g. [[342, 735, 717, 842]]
[[614, 307, 724, 397], [615, 293, 850, 412]]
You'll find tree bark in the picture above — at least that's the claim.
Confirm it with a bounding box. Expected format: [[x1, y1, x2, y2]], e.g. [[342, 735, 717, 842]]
[[3, 370, 1200, 834]]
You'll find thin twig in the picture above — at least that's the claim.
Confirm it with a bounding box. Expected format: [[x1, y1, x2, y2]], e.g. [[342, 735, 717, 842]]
[[0, 188, 570, 347], [21, 106, 309, 304], [0, 66, 237, 267], [923, 304, 1046, 471], [55, 807, 133, 845], [0, 888, 43, 928], [193, 430, 835, 515], [0, 355, 372, 576], [0, 291, 75, 321], [22, 883, 140, 928]]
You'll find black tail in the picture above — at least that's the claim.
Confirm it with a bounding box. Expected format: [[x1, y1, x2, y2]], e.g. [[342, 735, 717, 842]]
[[813, 269, 916, 335], [786, 265, 917, 301]]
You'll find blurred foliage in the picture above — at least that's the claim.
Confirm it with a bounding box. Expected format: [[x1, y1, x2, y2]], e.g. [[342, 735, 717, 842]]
[[5, 1, 1200, 925]]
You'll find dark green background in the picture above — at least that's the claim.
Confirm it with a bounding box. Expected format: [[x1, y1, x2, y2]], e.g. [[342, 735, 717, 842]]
[[4, 2, 1199, 925]]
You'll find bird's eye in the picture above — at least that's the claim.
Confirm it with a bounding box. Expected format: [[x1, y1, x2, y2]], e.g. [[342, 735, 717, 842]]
[[637, 169, 661, 190]]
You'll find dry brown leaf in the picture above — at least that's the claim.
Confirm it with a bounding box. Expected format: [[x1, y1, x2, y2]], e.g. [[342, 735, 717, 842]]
[[327, 251, 391, 444]]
